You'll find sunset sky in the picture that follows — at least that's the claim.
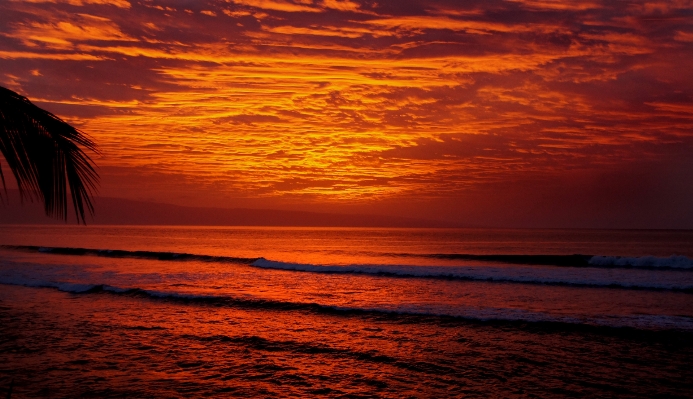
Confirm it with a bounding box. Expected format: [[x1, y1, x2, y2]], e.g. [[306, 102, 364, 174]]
[[1, 0, 692, 227]]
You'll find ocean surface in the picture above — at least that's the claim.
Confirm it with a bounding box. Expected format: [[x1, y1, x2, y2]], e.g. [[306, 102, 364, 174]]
[[0, 225, 692, 398]]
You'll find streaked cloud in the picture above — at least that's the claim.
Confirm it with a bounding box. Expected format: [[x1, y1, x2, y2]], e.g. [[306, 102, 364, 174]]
[[0, 0, 691, 210], [17, 0, 131, 8], [322, 0, 361, 12], [229, 0, 322, 13], [7, 14, 137, 48]]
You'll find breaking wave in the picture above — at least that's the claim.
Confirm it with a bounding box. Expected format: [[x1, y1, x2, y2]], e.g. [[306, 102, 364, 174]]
[[249, 259, 693, 291], [1, 275, 692, 332], [2, 245, 258, 264], [3, 245, 692, 270]]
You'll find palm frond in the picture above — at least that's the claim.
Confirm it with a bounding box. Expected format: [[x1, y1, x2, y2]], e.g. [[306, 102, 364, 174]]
[[0, 86, 99, 224]]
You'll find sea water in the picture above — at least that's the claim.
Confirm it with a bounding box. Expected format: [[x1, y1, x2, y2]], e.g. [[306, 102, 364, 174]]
[[0, 226, 692, 397]]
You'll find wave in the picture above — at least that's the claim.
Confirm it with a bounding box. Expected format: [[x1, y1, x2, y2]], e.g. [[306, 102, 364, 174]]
[[409, 253, 593, 266], [4, 245, 691, 270], [4, 245, 693, 291], [420, 253, 693, 269], [2, 276, 692, 333], [182, 334, 452, 374], [3, 245, 693, 291], [250, 259, 693, 292], [589, 255, 693, 268], [2, 245, 258, 264]]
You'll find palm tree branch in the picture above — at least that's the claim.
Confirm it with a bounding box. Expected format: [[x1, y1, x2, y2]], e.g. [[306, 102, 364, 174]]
[[0, 86, 99, 223]]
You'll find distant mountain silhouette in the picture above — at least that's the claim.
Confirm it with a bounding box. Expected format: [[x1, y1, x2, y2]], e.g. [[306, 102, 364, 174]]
[[0, 191, 452, 227]]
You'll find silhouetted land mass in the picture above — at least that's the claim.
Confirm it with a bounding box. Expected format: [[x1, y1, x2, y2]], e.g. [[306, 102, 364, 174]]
[[0, 191, 452, 227]]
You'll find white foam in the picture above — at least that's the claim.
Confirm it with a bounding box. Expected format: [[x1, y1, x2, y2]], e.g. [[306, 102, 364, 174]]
[[0, 274, 98, 293], [2, 274, 691, 331], [54, 282, 100, 293], [589, 255, 693, 269], [250, 258, 693, 290]]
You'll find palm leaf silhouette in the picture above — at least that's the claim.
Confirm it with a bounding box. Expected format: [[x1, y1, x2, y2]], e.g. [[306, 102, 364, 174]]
[[0, 86, 99, 224]]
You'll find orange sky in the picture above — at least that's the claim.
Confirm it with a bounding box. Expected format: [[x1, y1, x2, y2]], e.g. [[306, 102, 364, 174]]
[[1, 0, 692, 227]]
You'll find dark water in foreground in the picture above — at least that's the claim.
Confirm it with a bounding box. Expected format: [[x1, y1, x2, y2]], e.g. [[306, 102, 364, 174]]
[[0, 226, 692, 397]]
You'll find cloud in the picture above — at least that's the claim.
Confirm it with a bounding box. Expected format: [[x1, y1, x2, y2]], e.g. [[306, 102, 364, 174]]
[[321, 0, 360, 12], [6, 14, 137, 49], [229, 0, 322, 13], [361, 15, 544, 35], [1, 0, 691, 212], [219, 114, 284, 124], [265, 24, 393, 38], [17, 0, 130, 8], [0, 50, 106, 60], [506, 0, 601, 11], [675, 30, 693, 41]]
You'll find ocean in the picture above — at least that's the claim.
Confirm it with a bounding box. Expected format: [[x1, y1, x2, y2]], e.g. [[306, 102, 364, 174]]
[[0, 225, 692, 397]]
